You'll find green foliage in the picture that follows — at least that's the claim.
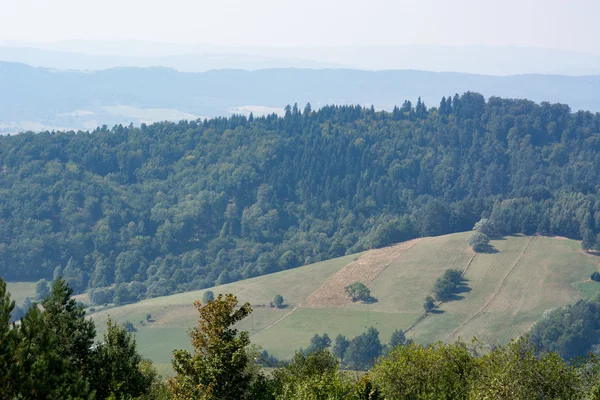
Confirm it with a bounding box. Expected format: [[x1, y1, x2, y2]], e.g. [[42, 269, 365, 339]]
[[90, 318, 158, 399], [0, 276, 164, 399], [388, 330, 407, 351], [3, 94, 600, 301], [467, 231, 491, 252], [89, 286, 115, 306], [530, 296, 600, 360], [307, 333, 331, 353], [35, 278, 50, 300], [16, 304, 90, 399], [423, 295, 436, 313], [344, 327, 383, 370], [345, 282, 371, 302], [0, 278, 19, 395], [592, 272, 600, 282], [332, 334, 350, 364], [272, 349, 355, 400], [432, 269, 465, 301], [470, 338, 584, 399], [352, 374, 381, 400], [373, 341, 475, 400], [125, 320, 137, 332], [473, 218, 495, 237], [202, 290, 215, 304], [273, 294, 284, 308], [169, 294, 255, 399], [41, 277, 96, 385]]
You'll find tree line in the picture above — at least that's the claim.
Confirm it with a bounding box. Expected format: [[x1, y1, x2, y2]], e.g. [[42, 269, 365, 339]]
[[2, 93, 600, 304]]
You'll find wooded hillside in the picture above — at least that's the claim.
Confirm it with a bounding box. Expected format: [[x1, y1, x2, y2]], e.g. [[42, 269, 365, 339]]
[[2, 92, 599, 302]]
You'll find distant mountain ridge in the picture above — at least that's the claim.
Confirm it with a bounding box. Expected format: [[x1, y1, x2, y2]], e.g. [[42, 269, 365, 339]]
[[2, 61, 600, 133], [3, 41, 600, 75], [0, 45, 346, 72]]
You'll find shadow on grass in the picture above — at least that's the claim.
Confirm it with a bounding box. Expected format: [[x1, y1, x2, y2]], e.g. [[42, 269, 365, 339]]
[[455, 285, 472, 294], [351, 296, 379, 304], [430, 309, 445, 314], [474, 244, 499, 254]]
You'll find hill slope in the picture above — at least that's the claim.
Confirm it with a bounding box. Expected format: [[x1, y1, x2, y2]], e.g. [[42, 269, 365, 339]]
[[88, 232, 599, 372]]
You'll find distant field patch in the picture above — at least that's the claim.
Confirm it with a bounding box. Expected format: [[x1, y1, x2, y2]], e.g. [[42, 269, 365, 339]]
[[250, 308, 418, 359], [6, 282, 36, 305], [576, 281, 600, 299], [103, 105, 202, 124]]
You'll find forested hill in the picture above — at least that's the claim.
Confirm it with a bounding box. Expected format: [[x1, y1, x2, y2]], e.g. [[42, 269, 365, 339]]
[[2, 92, 600, 304]]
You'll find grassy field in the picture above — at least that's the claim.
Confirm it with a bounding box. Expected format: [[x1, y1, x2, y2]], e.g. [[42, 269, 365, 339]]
[[87, 232, 599, 373], [412, 236, 598, 344], [6, 281, 37, 306]]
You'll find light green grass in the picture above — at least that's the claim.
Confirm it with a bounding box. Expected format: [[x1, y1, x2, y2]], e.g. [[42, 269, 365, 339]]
[[90, 253, 360, 369], [359, 233, 474, 314], [575, 281, 600, 299], [413, 236, 598, 344], [6, 282, 37, 306], [89, 233, 599, 370], [251, 308, 418, 359]]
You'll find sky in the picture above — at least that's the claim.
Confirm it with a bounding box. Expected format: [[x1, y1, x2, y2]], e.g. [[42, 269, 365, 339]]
[[2, 0, 599, 54]]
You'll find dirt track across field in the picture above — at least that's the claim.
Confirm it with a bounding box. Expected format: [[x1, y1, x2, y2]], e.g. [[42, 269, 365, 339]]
[[442, 236, 535, 342], [303, 238, 422, 308]]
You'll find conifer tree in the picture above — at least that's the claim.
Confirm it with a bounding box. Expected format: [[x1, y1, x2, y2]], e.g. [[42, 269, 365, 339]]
[[0, 278, 19, 396], [42, 278, 96, 386]]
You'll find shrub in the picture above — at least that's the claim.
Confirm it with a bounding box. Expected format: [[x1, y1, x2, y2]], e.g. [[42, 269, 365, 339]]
[[124, 320, 137, 332], [468, 231, 491, 252], [202, 290, 215, 304], [433, 269, 465, 301], [273, 294, 284, 308], [423, 296, 436, 312]]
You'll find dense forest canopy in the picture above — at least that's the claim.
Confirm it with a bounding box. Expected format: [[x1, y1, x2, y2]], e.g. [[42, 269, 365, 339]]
[[2, 92, 600, 304]]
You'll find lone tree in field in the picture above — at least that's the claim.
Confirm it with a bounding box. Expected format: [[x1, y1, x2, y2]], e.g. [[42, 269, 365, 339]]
[[423, 296, 436, 313], [345, 282, 371, 302], [169, 294, 252, 399], [202, 290, 215, 304], [273, 294, 284, 308]]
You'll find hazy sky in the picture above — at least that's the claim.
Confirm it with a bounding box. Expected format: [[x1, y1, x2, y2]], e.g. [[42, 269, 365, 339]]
[[3, 0, 599, 53]]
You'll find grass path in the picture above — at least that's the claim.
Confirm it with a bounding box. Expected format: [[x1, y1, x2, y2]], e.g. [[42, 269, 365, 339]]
[[442, 236, 534, 342], [254, 306, 298, 335], [404, 251, 477, 335]]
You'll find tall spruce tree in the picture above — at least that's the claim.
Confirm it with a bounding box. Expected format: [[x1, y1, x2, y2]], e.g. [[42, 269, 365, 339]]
[[42, 278, 96, 388]]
